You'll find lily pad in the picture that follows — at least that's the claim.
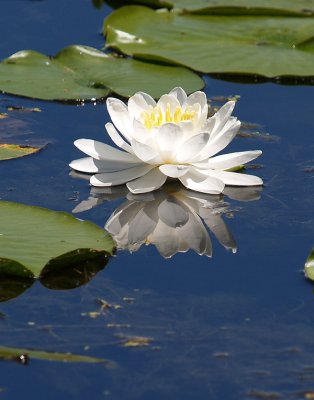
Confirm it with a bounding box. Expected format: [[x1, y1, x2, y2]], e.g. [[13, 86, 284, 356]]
[[0, 143, 44, 161], [0, 45, 203, 101], [0, 345, 107, 364], [104, 6, 314, 78], [0, 201, 115, 279], [304, 248, 314, 281], [110, 0, 314, 15]]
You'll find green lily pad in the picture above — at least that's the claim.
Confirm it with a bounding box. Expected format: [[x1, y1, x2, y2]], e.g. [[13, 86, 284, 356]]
[[0, 45, 203, 101], [0, 201, 115, 279], [0, 143, 44, 161], [0, 345, 107, 364], [104, 6, 314, 78], [110, 0, 314, 15], [304, 248, 314, 281]]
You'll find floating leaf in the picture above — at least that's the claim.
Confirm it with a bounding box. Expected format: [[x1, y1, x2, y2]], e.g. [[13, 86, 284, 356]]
[[111, 0, 314, 15], [304, 248, 314, 281], [0, 345, 107, 364], [0, 201, 115, 279], [0, 45, 203, 101], [0, 143, 44, 161], [105, 6, 314, 78]]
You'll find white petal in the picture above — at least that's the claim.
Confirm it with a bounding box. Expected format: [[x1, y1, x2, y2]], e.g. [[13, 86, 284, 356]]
[[176, 132, 210, 163], [128, 92, 156, 120], [126, 168, 167, 194], [185, 90, 207, 109], [131, 139, 162, 164], [69, 157, 103, 173], [132, 119, 151, 143], [105, 122, 135, 154], [74, 139, 139, 163], [106, 98, 133, 142], [90, 164, 153, 187], [201, 116, 216, 135], [198, 150, 262, 170], [157, 94, 181, 116], [69, 156, 142, 173], [192, 119, 241, 162], [178, 120, 196, 136], [179, 169, 225, 194], [169, 87, 187, 105], [159, 164, 190, 178], [213, 101, 235, 133], [203, 170, 263, 186], [156, 123, 184, 162]]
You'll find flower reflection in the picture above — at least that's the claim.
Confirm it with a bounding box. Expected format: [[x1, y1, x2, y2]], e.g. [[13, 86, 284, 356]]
[[72, 181, 262, 258]]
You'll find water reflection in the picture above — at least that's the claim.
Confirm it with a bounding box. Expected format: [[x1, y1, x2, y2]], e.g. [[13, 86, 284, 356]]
[[73, 182, 262, 258], [0, 252, 110, 302]]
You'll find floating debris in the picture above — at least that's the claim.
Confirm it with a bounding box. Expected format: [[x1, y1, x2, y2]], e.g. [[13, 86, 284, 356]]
[[6, 105, 42, 113], [246, 389, 282, 399], [117, 334, 153, 348]]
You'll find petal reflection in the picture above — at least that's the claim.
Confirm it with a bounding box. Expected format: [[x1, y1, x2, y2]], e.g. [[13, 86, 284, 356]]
[[73, 183, 262, 259]]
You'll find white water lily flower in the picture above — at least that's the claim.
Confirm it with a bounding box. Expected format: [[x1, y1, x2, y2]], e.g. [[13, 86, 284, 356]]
[[70, 87, 263, 194]]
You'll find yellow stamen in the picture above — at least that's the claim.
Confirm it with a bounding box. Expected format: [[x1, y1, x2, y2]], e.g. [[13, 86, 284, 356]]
[[140, 104, 197, 130], [174, 106, 182, 123], [165, 103, 171, 122]]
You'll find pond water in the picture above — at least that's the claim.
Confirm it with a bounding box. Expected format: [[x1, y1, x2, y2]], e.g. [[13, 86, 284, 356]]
[[1, 1, 314, 399]]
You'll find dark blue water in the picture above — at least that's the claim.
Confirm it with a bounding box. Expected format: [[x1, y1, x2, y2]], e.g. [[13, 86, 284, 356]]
[[0, 1, 314, 399]]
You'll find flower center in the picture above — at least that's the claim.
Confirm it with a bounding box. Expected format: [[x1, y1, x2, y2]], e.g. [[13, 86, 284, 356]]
[[141, 103, 196, 130]]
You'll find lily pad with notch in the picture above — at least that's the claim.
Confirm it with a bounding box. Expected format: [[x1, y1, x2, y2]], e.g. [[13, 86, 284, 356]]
[[0, 45, 204, 101], [104, 6, 314, 78]]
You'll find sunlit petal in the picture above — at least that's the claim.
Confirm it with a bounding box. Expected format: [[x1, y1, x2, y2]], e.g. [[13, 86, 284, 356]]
[[185, 90, 207, 109], [128, 92, 156, 120], [74, 139, 139, 162], [126, 168, 167, 194], [159, 164, 190, 178], [90, 164, 153, 187], [169, 87, 187, 105], [176, 132, 210, 163], [106, 98, 133, 142], [179, 169, 225, 194], [105, 122, 134, 154], [70, 156, 142, 173], [131, 139, 162, 164], [202, 170, 264, 186], [197, 150, 262, 170]]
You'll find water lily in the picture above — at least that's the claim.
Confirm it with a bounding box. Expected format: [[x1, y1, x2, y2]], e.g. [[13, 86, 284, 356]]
[[70, 87, 263, 194]]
